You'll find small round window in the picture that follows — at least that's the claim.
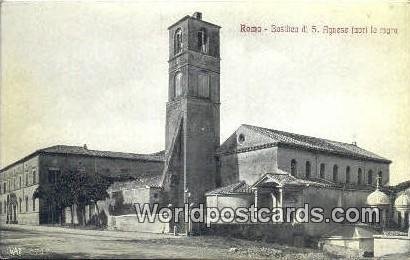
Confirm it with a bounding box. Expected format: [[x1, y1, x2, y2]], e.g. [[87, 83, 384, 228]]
[[237, 133, 245, 144]]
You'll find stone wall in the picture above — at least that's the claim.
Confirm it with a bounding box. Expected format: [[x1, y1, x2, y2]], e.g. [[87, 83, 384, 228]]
[[64, 199, 112, 226], [206, 194, 253, 209], [109, 214, 170, 233], [219, 147, 278, 186], [303, 186, 370, 212], [63, 185, 159, 227], [110, 186, 160, 216], [373, 235, 410, 257]]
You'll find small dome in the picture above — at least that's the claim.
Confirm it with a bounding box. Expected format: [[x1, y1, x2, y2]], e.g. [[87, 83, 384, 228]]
[[394, 190, 410, 208], [367, 189, 390, 206]]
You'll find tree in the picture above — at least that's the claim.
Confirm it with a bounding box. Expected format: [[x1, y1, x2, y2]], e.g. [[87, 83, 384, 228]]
[[34, 170, 111, 226], [75, 171, 111, 225]]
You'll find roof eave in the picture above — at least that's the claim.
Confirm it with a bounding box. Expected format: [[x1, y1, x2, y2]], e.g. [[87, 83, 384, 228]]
[[40, 151, 164, 163], [0, 150, 42, 173], [167, 15, 221, 30]]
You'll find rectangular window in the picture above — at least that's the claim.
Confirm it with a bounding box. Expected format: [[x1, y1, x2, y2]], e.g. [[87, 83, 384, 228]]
[[48, 169, 60, 183], [198, 73, 209, 98], [26, 173, 29, 186], [33, 198, 36, 211], [197, 30, 208, 53], [25, 196, 28, 212], [32, 170, 37, 184], [19, 176, 22, 189]]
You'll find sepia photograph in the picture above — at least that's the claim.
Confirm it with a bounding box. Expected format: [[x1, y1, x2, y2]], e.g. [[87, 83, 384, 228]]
[[0, 1, 409, 259]]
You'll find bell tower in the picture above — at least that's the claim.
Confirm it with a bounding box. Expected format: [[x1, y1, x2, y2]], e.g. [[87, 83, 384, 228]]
[[162, 12, 221, 209]]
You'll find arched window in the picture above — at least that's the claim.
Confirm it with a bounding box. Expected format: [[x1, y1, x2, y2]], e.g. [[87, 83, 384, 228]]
[[345, 166, 351, 183], [333, 165, 338, 182], [19, 198, 22, 213], [25, 196, 28, 212], [305, 161, 311, 179], [198, 72, 209, 98], [291, 159, 297, 176], [197, 28, 208, 53], [174, 28, 183, 55], [358, 168, 363, 185], [174, 72, 183, 98], [32, 197, 36, 211], [368, 170, 373, 185], [320, 163, 325, 179]]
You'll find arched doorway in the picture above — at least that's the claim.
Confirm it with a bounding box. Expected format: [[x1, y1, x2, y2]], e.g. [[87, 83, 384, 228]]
[[6, 193, 18, 224]]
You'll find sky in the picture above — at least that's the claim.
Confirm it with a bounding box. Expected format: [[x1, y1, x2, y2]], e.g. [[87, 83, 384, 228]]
[[1, 1, 409, 184]]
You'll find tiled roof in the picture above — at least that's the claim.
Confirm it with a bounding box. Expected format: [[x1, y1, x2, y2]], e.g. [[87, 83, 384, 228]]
[[256, 172, 339, 188], [389, 180, 410, 194], [108, 173, 163, 191], [206, 181, 252, 196], [40, 145, 165, 162], [0, 145, 164, 173], [241, 124, 391, 163], [206, 172, 338, 196]]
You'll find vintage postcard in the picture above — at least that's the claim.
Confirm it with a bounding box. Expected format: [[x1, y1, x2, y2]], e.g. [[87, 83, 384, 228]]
[[0, 0, 409, 259]]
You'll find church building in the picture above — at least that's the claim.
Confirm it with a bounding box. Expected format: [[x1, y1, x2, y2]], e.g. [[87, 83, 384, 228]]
[[158, 12, 390, 225], [1, 12, 408, 241]]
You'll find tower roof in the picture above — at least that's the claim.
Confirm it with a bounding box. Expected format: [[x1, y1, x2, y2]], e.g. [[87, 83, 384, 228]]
[[167, 12, 221, 30]]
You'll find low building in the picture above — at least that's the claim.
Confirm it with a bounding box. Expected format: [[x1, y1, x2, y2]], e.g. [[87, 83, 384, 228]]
[[0, 145, 164, 225]]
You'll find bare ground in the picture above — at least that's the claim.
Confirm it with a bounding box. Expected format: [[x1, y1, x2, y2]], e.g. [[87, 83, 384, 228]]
[[0, 225, 338, 259]]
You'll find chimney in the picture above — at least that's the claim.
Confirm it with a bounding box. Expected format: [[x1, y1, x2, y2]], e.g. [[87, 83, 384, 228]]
[[192, 12, 202, 20], [352, 141, 357, 146], [83, 144, 88, 150]]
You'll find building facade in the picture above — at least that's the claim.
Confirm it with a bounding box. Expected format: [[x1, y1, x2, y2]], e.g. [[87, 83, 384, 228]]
[[0, 145, 164, 225]]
